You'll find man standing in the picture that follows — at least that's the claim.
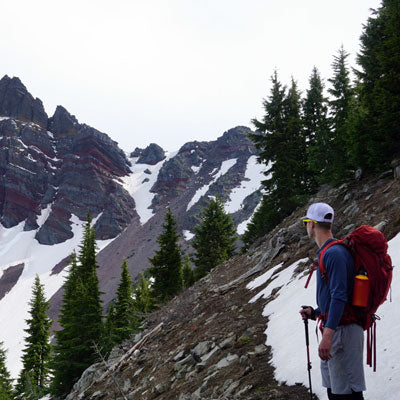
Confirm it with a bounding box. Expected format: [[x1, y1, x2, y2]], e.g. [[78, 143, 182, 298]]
[[299, 202, 366, 400]]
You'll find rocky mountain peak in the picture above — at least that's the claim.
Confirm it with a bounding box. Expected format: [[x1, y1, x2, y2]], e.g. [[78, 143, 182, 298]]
[[130, 147, 143, 158], [137, 143, 166, 165], [48, 105, 79, 136], [0, 74, 48, 128]]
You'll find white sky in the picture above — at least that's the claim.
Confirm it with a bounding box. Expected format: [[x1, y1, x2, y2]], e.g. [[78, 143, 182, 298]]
[[0, 0, 381, 152]]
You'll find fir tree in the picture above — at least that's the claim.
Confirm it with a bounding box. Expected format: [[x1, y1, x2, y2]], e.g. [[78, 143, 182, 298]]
[[182, 255, 195, 288], [327, 45, 353, 182], [148, 209, 183, 303], [192, 197, 237, 279], [51, 217, 104, 396], [352, 1, 400, 170], [241, 195, 278, 250], [111, 259, 138, 344], [15, 276, 51, 400], [133, 273, 154, 315], [0, 342, 14, 400], [244, 74, 308, 248], [303, 67, 331, 186], [103, 302, 117, 356], [51, 252, 86, 396]]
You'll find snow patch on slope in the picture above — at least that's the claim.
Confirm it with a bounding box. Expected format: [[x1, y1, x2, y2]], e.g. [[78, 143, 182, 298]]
[[224, 156, 265, 215], [119, 152, 177, 224], [183, 230, 195, 241], [236, 160, 271, 235], [187, 159, 237, 211], [248, 234, 400, 400]]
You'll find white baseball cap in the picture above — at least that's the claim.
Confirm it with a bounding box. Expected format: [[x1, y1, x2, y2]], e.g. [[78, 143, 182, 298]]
[[304, 202, 334, 223]]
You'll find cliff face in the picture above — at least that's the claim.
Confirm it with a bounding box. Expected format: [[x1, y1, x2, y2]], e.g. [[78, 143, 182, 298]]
[[0, 76, 137, 245], [62, 171, 400, 400]]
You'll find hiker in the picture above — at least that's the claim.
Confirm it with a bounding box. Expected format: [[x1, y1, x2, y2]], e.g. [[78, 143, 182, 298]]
[[299, 202, 366, 400]]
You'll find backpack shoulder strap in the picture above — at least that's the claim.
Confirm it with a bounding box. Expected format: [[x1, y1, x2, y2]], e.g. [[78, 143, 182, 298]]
[[318, 239, 343, 283]]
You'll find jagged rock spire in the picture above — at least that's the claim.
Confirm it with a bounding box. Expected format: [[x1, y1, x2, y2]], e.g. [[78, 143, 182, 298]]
[[0, 75, 48, 128]]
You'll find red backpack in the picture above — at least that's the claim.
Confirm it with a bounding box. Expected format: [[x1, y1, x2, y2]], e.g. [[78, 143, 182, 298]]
[[305, 225, 393, 371]]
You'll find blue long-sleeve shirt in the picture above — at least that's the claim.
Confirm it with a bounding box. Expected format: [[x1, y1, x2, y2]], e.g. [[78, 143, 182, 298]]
[[315, 238, 355, 330]]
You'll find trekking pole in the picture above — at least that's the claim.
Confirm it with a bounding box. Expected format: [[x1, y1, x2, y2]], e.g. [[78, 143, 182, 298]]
[[302, 306, 313, 400]]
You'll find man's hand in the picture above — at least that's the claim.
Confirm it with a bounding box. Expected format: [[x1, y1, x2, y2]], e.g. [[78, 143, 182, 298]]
[[299, 306, 312, 320], [319, 327, 334, 361]]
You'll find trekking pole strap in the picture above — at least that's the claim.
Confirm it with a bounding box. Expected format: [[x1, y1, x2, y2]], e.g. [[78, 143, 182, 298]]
[[366, 316, 379, 372]]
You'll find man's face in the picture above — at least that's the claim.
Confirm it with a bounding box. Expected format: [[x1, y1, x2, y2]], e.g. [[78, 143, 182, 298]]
[[306, 220, 315, 239]]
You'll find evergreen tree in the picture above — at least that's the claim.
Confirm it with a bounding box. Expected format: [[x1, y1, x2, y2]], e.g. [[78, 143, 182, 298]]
[[303, 67, 331, 186], [133, 273, 154, 315], [241, 195, 278, 250], [249, 70, 286, 163], [15, 276, 51, 400], [352, 1, 400, 170], [244, 74, 308, 249], [51, 216, 103, 396], [182, 255, 195, 288], [148, 209, 183, 303], [111, 260, 138, 344], [0, 342, 14, 400], [192, 197, 237, 279], [103, 302, 116, 356], [326, 46, 354, 182]]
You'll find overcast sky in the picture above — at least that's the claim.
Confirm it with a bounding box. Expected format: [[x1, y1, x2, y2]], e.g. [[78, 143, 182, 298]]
[[0, 0, 381, 153]]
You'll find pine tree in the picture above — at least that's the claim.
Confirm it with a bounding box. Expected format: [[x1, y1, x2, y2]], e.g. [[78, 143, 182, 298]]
[[148, 209, 183, 303], [15, 276, 51, 400], [192, 197, 237, 279], [326, 46, 353, 182], [303, 67, 331, 186], [0, 342, 14, 400], [111, 259, 138, 344], [249, 70, 286, 164], [244, 74, 308, 249], [51, 252, 86, 396], [182, 255, 195, 288], [51, 216, 104, 396], [103, 302, 117, 356], [241, 194, 279, 251], [133, 273, 154, 315], [352, 1, 400, 170]]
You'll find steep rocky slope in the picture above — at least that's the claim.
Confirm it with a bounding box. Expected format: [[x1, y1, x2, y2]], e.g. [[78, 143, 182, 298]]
[[61, 167, 400, 399]]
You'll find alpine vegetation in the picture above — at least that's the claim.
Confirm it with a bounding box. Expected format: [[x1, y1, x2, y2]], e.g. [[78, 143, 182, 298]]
[[148, 208, 183, 304], [15, 276, 51, 400], [50, 216, 103, 396], [192, 197, 237, 280], [105, 259, 138, 352], [0, 342, 14, 400]]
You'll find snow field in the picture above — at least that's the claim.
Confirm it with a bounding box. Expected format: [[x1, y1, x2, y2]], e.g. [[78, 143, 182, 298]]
[[186, 158, 237, 211], [119, 152, 176, 224], [247, 234, 400, 400]]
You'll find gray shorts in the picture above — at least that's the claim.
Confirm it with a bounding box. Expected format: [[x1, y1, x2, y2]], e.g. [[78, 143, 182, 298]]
[[320, 324, 366, 394]]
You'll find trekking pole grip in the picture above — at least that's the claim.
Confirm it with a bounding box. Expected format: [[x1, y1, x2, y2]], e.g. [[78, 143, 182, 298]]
[[301, 306, 310, 345]]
